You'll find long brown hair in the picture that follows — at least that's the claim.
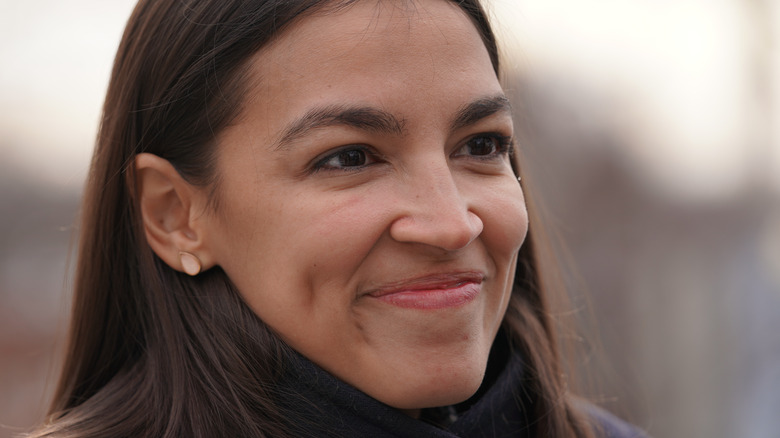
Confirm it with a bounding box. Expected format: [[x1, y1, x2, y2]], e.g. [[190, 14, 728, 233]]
[[31, 0, 595, 436]]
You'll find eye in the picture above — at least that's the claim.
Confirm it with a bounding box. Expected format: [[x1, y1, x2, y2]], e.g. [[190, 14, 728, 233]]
[[312, 146, 379, 172], [454, 134, 514, 160]]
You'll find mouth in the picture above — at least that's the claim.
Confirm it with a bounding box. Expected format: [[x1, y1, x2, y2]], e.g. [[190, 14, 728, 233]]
[[364, 272, 484, 310]]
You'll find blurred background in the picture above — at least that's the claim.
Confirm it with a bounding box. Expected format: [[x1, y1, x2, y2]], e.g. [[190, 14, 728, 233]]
[[1, 0, 778, 437]]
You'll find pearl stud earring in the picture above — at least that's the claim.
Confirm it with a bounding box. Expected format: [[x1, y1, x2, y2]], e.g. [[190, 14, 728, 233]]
[[178, 251, 202, 276]]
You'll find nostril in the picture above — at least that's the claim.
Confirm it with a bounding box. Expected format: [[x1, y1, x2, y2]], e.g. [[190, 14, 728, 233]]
[[433, 211, 482, 251], [456, 210, 483, 246]]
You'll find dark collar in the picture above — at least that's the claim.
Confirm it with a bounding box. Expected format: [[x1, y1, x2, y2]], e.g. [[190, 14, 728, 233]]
[[275, 331, 533, 438]]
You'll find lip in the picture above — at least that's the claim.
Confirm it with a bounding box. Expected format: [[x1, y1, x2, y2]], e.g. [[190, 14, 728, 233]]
[[364, 272, 484, 310]]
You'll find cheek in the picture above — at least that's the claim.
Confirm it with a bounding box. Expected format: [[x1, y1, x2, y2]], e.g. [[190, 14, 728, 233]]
[[281, 192, 395, 298], [210, 187, 391, 310], [477, 182, 526, 321]]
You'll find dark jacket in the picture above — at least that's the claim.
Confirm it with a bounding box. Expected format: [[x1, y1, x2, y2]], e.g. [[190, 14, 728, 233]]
[[276, 332, 649, 438]]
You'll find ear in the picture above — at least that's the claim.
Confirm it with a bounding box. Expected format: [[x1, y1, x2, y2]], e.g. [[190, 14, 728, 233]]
[[134, 153, 214, 275]]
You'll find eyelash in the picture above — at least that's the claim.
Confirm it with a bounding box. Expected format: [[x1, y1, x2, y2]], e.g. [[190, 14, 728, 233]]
[[311, 145, 380, 173], [454, 133, 514, 161], [310, 133, 514, 173]]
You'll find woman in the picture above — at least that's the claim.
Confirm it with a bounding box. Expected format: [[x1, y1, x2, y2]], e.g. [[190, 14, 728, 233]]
[[31, 0, 647, 437]]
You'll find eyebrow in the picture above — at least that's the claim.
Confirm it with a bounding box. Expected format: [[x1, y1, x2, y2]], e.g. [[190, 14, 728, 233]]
[[272, 94, 512, 151], [451, 94, 512, 132], [273, 105, 405, 151]]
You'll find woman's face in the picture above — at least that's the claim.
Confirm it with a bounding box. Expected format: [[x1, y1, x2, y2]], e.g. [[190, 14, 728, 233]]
[[205, 0, 528, 411]]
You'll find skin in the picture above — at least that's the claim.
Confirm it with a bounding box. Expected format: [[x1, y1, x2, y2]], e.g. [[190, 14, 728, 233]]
[[201, 0, 529, 413]]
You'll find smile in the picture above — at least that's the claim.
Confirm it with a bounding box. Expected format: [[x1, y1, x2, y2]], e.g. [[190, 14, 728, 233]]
[[365, 272, 484, 310]]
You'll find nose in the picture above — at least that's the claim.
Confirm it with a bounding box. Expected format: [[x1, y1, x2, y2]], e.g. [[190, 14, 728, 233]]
[[389, 165, 483, 252]]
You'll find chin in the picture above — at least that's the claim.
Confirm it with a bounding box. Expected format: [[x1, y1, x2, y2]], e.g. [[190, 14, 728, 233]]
[[381, 355, 489, 411]]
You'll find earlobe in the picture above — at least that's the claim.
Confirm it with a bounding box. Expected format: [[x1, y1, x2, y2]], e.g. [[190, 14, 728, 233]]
[[134, 153, 213, 275]]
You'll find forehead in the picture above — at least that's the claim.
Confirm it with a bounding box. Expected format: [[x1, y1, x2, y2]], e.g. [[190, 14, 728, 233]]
[[225, 0, 502, 148], [247, 0, 494, 96], [269, 0, 478, 56]]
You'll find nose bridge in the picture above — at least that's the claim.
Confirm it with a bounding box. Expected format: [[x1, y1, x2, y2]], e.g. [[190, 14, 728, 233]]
[[417, 162, 462, 212], [391, 158, 483, 250]]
